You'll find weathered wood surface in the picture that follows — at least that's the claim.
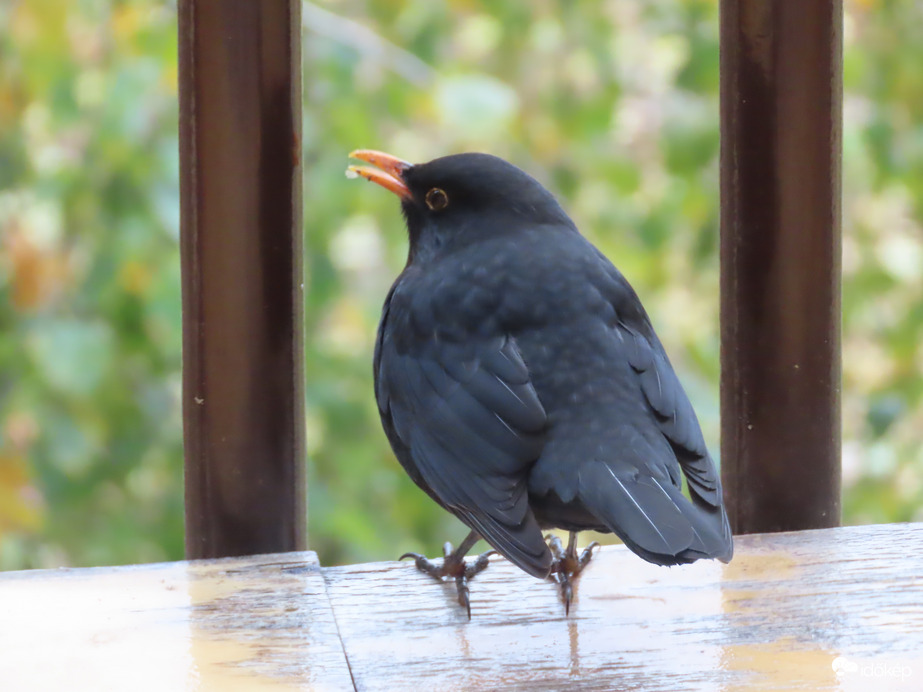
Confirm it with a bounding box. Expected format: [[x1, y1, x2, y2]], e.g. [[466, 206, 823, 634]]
[[325, 523, 923, 691], [0, 552, 353, 691], [1, 524, 921, 691]]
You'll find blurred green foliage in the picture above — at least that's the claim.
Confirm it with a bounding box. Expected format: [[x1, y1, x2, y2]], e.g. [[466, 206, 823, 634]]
[[1, 0, 921, 570]]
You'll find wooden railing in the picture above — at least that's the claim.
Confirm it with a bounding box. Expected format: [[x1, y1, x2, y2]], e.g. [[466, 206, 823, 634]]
[[178, 0, 306, 558], [176, 1, 844, 558], [2, 524, 920, 690], [1, 5, 882, 690], [719, 1, 842, 534]]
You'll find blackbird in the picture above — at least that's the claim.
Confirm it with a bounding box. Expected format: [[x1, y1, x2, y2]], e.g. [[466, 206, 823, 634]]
[[348, 150, 733, 616]]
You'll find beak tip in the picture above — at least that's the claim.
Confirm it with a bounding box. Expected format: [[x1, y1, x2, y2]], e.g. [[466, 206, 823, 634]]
[[346, 149, 412, 198]]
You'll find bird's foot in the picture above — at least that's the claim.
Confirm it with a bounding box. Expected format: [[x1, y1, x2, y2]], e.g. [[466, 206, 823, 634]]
[[546, 533, 600, 615], [400, 540, 495, 619]]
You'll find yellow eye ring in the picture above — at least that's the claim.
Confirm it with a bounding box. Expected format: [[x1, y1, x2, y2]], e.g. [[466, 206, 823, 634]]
[[425, 188, 449, 211]]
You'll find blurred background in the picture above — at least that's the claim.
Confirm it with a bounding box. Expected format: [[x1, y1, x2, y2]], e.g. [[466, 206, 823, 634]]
[[1, 0, 921, 571]]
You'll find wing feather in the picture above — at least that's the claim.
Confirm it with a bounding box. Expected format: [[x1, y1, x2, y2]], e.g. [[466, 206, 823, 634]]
[[620, 323, 722, 507], [571, 256, 734, 562], [378, 327, 553, 578]]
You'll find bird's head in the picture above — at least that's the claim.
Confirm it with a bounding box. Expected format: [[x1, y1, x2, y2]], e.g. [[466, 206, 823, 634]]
[[348, 150, 574, 263]]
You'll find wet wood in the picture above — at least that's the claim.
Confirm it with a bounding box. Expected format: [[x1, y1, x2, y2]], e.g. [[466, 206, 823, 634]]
[[1, 524, 920, 690], [325, 523, 922, 691], [0, 552, 353, 691]]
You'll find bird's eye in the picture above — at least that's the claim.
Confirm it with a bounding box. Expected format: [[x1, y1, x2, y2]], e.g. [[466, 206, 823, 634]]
[[425, 188, 449, 211]]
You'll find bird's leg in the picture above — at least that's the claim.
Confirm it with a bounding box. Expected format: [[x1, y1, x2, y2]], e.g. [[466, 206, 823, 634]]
[[399, 530, 495, 618], [547, 532, 600, 614], [568, 531, 600, 571]]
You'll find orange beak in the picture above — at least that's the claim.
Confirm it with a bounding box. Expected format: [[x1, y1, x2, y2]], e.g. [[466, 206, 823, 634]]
[[347, 149, 412, 199]]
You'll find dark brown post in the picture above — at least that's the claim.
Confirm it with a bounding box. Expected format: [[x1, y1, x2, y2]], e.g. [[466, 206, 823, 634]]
[[720, 1, 842, 534], [178, 0, 306, 558]]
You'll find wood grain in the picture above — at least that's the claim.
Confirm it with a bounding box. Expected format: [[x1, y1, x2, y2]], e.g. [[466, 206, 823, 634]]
[[1, 525, 921, 690], [0, 551, 353, 691], [322, 524, 923, 691]]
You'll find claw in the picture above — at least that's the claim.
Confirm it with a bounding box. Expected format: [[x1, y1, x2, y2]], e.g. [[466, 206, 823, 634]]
[[456, 573, 471, 619], [467, 549, 495, 576], [559, 575, 573, 615], [546, 534, 566, 561], [547, 532, 598, 615], [398, 531, 492, 618], [579, 541, 600, 568], [399, 552, 445, 579]]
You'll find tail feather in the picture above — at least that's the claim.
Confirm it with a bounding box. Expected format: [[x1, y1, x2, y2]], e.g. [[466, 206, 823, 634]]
[[578, 461, 732, 566], [461, 508, 553, 579]]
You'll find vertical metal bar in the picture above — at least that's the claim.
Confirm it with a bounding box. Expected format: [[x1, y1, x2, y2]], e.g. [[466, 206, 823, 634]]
[[720, 0, 842, 534], [178, 0, 306, 558]]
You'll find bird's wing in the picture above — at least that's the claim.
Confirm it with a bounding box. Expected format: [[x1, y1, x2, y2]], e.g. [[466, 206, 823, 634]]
[[376, 325, 553, 578], [578, 257, 733, 563], [619, 322, 722, 508], [575, 321, 733, 564]]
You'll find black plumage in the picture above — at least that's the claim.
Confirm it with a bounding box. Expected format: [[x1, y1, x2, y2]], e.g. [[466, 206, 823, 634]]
[[351, 150, 732, 607]]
